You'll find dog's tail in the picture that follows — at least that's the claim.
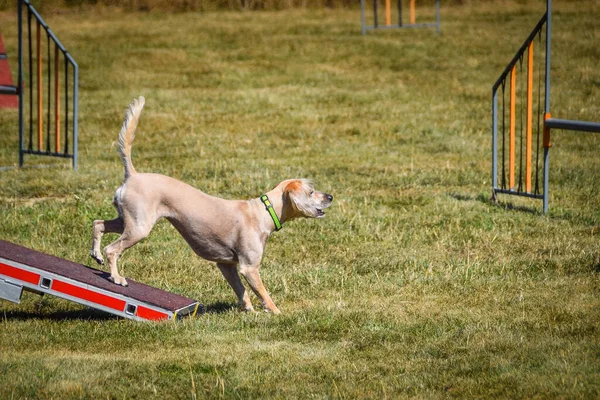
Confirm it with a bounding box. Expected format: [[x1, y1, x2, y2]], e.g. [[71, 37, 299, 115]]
[[118, 96, 145, 180]]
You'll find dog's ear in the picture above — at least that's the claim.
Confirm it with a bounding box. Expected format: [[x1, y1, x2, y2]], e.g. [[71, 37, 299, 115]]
[[284, 179, 313, 216]]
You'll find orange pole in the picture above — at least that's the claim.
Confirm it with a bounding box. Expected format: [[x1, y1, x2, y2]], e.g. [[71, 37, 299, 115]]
[[37, 21, 42, 151], [410, 0, 415, 24], [525, 42, 534, 193], [509, 65, 516, 189], [54, 43, 61, 153], [386, 0, 391, 25]]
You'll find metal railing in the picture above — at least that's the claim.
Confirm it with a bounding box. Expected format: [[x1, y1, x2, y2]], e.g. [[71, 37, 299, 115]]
[[17, 0, 79, 169], [491, 0, 600, 213], [491, 13, 548, 205], [360, 0, 440, 35]]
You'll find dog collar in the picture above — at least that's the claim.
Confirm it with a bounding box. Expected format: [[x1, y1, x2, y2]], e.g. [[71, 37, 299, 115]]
[[260, 195, 282, 231]]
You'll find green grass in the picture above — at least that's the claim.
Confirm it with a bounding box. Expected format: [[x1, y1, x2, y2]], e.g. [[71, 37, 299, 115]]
[[1, 2, 599, 398]]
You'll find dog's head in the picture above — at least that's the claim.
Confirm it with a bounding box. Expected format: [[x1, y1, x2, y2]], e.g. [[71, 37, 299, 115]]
[[281, 179, 333, 220]]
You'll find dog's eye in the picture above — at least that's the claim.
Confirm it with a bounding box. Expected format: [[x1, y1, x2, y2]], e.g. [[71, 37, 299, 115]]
[[309, 191, 314, 195]]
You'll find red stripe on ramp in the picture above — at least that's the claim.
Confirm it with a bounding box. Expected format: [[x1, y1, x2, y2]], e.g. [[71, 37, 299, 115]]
[[0, 262, 40, 285], [136, 305, 169, 321], [52, 280, 126, 312]]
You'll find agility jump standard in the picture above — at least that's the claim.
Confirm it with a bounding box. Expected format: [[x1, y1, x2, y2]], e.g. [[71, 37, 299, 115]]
[[491, 0, 600, 213], [0, 240, 201, 321], [0, 0, 79, 169], [360, 0, 440, 35]]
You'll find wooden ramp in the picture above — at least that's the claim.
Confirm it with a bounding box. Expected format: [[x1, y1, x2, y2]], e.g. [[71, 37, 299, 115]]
[[0, 240, 202, 321]]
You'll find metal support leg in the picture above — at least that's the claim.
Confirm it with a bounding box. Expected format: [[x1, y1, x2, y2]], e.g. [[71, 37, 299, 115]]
[[492, 91, 498, 196], [18, 0, 24, 167], [543, 147, 550, 213], [360, 0, 366, 35]]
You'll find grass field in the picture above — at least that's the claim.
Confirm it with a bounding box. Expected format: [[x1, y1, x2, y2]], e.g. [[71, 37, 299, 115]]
[[1, 1, 599, 398]]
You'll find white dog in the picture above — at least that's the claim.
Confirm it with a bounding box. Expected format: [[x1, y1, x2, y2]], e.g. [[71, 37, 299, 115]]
[[90, 97, 333, 314]]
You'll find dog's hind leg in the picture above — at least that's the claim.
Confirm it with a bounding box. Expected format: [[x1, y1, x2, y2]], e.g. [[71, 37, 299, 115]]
[[90, 218, 124, 265], [103, 226, 151, 287], [217, 263, 255, 312]]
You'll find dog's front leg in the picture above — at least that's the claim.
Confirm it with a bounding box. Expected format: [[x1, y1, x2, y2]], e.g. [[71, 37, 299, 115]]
[[239, 263, 281, 314], [216, 263, 255, 312]]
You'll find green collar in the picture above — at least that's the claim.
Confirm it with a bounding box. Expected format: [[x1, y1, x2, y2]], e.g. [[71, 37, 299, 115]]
[[260, 195, 282, 231]]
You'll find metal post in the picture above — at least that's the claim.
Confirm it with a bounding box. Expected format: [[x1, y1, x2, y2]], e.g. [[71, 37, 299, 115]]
[[545, 0, 551, 114], [492, 90, 498, 193], [435, 0, 440, 33], [543, 0, 551, 213], [18, 0, 24, 167], [360, 0, 366, 35], [72, 61, 78, 170], [373, 0, 378, 28], [397, 0, 402, 27], [509, 65, 516, 189], [543, 147, 549, 213]]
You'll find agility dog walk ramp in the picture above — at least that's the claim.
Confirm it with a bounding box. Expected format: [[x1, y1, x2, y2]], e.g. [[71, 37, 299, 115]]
[[0, 240, 202, 321]]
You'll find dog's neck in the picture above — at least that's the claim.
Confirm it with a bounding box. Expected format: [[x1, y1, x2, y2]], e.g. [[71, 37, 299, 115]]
[[260, 195, 282, 231], [257, 188, 300, 233]]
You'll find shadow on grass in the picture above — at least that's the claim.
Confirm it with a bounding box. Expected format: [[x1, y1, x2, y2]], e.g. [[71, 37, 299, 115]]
[[1, 308, 118, 322], [449, 191, 542, 215], [204, 301, 237, 315], [1, 302, 242, 322]]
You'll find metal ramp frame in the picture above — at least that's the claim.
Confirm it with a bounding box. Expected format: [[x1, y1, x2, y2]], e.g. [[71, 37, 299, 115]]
[[0, 240, 202, 321]]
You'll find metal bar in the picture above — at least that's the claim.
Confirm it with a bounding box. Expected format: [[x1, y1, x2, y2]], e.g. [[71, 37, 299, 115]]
[[543, 147, 550, 213], [20, 150, 73, 159], [545, 0, 551, 114], [28, 8, 32, 152], [526, 41, 534, 192], [360, 0, 366, 35], [373, 0, 378, 28], [54, 42, 60, 153], [0, 85, 18, 95], [385, 0, 391, 25], [18, 0, 24, 167], [72, 60, 78, 170], [544, 118, 600, 133], [495, 87, 501, 192], [534, 30, 543, 195], [362, 23, 438, 31], [509, 65, 516, 189], [46, 32, 51, 153], [398, 0, 402, 27], [501, 80, 506, 189], [492, 14, 547, 92], [36, 19, 42, 151], [435, 0, 440, 33], [65, 58, 69, 155], [24, 2, 72, 58], [492, 188, 544, 200], [543, 113, 551, 213]]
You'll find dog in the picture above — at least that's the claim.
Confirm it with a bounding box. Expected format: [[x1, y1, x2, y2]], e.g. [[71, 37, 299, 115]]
[[90, 97, 333, 314]]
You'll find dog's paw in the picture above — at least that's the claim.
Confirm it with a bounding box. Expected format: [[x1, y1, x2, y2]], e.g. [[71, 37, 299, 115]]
[[109, 275, 129, 287], [239, 304, 256, 313], [90, 251, 104, 265]]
